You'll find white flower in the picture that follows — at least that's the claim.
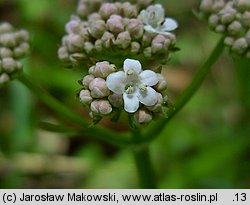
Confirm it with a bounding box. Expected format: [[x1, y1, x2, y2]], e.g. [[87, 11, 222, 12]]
[[106, 59, 159, 113], [139, 4, 178, 35]]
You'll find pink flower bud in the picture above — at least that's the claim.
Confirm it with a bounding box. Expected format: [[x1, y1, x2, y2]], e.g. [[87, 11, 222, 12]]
[[90, 100, 112, 116], [79, 89, 93, 105], [232, 37, 248, 54], [115, 31, 131, 49], [88, 13, 102, 23], [101, 32, 115, 49], [228, 21, 242, 35], [89, 20, 106, 39], [151, 34, 171, 54], [58, 46, 69, 62], [77, 2, 88, 19], [224, 37, 234, 46], [89, 61, 116, 78], [242, 11, 250, 27], [154, 74, 168, 92], [89, 78, 110, 98], [134, 109, 152, 124], [106, 14, 124, 34], [147, 93, 163, 112], [14, 42, 30, 58], [99, 3, 118, 20], [14, 29, 29, 42], [108, 93, 123, 108], [81, 74, 95, 88], [65, 16, 81, 34], [208, 14, 219, 28], [69, 53, 87, 62], [126, 19, 144, 40], [142, 32, 155, 47], [64, 34, 84, 52], [131, 41, 140, 54]]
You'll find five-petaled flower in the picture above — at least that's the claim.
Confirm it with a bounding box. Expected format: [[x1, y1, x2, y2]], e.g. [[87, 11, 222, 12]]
[[106, 59, 159, 113], [139, 4, 178, 35]]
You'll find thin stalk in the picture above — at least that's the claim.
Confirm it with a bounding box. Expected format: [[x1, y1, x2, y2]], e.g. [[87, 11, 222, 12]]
[[129, 115, 157, 188], [18, 73, 132, 146], [143, 36, 225, 142]]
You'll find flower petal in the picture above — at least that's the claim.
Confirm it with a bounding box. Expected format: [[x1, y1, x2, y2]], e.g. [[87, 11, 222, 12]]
[[162, 17, 178, 31], [106, 71, 126, 95], [136, 86, 158, 106], [139, 70, 159, 86], [123, 58, 142, 74], [144, 25, 157, 33], [123, 93, 139, 113]]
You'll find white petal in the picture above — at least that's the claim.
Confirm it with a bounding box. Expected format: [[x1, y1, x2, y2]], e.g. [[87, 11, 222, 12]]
[[106, 71, 126, 95], [136, 87, 158, 106], [123, 58, 142, 74], [139, 70, 159, 86], [144, 25, 157, 33], [123, 93, 139, 113], [162, 17, 178, 31], [139, 10, 148, 24]]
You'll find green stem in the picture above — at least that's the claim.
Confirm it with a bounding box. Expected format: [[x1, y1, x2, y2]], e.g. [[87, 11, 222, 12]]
[[18, 73, 132, 146], [143, 36, 225, 142], [128, 115, 157, 188]]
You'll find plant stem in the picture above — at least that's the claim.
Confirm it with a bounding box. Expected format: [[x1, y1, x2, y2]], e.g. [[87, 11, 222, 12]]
[[128, 115, 157, 188], [143, 36, 225, 142], [18, 73, 132, 146]]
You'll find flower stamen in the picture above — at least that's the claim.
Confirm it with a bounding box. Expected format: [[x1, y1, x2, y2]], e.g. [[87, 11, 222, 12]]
[[139, 84, 147, 92], [125, 85, 135, 94]]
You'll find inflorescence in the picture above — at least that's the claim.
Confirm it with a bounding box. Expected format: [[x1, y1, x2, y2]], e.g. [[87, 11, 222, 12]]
[[199, 0, 250, 58], [58, 1, 178, 67], [0, 22, 30, 85]]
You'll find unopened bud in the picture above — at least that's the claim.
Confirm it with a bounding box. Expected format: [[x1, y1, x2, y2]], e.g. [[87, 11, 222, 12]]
[[58, 46, 70, 62], [65, 16, 81, 34], [88, 13, 102, 23], [142, 32, 154, 47], [0, 33, 17, 48], [0, 22, 13, 34], [106, 15, 124, 34], [136, 0, 153, 8], [245, 29, 250, 44], [212, 1, 225, 12], [236, 0, 250, 11], [69, 53, 87, 62], [80, 74, 95, 88], [94, 39, 103, 52], [208, 14, 219, 28], [134, 109, 152, 124], [89, 61, 116, 78], [126, 19, 144, 40], [131, 41, 140, 54], [14, 29, 29, 42], [200, 0, 213, 12], [220, 8, 236, 24], [90, 100, 112, 115], [242, 11, 250, 27], [108, 93, 123, 108], [154, 74, 167, 92], [84, 42, 94, 54], [228, 21, 242, 35], [99, 3, 118, 20], [2, 57, 17, 73], [115, 31, 131, 49], [224, 37, 234, 46], [89, 78, 110, 98], [0, 73, 10, 84], [79, 89, 93, 105], [120, 2, 138, 18], [77, 2, 88, 19], [147, 93, 163, 112], [151, 34, 171, 54], [0, 47, 13, 58], [64, 34, 84, 52], [101, 32, 115, 49], [13, 42, 30, 58], [89, 20, 106, 39], [232, 37, 248, 54], [143, 47, 152, 58], [215, 24, 225, 32]]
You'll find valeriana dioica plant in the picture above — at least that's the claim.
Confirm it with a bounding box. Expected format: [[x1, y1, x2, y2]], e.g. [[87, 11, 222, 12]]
[[1, 0, 247, 188]]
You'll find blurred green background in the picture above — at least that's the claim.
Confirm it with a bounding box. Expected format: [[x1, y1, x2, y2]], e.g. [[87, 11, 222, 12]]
[[0, 0, 249, 188]]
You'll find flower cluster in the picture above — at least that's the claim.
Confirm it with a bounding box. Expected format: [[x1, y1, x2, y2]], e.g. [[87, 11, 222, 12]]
[[199, 0, 250, 58], [0, 22, 30, 86], [78, 58, 169, 124], [58, 1, 178, 67]]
